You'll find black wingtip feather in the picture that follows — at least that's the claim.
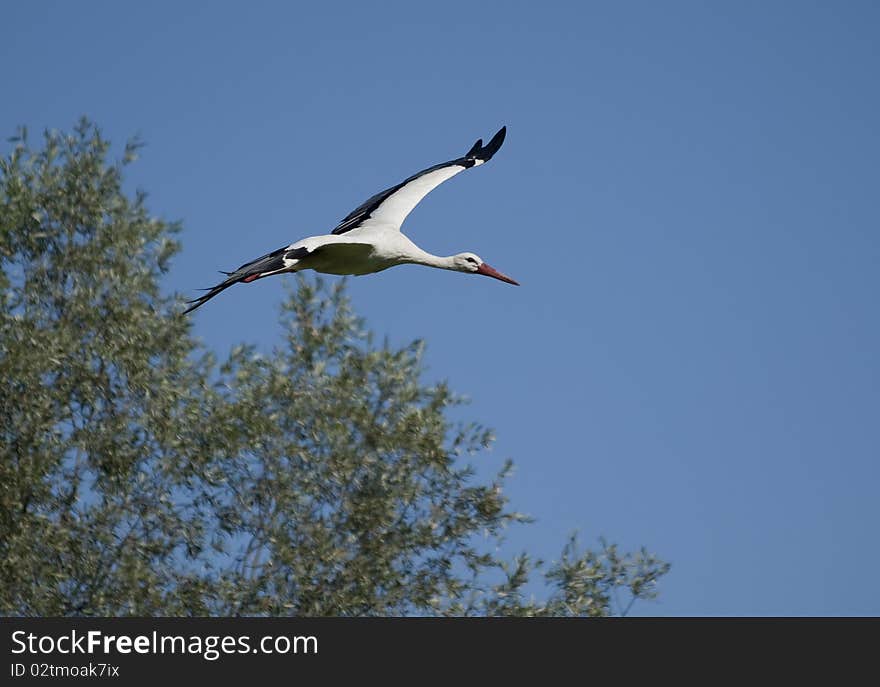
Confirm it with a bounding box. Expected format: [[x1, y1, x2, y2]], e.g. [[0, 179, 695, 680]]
[[465, 138, 483, 157], [480, 126, 506, 161], [183, 244, 308, 314], [463, 126, 506, 164], [182, 278, 238, 314]]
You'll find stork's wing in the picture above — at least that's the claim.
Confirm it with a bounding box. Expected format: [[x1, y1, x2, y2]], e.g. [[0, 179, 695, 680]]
[[182, 244, 310, 314], [331, 126, 506, 235]]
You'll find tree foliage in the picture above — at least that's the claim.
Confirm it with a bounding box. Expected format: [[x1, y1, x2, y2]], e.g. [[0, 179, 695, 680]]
[[0, 120, 668, 616]]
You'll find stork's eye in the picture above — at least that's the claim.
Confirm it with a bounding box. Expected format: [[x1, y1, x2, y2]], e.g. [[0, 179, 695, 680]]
[[466, 257, 478, 264]]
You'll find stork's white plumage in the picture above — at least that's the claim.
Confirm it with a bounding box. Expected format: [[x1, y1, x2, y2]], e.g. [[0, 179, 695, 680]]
[[184, 126, 517, 314]]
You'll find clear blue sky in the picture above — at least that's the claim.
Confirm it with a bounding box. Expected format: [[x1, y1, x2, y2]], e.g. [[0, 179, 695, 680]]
[[4, 1, 878, 615]]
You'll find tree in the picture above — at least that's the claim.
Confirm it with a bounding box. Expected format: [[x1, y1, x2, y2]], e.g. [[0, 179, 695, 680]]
[[0, 120, 668, 616]]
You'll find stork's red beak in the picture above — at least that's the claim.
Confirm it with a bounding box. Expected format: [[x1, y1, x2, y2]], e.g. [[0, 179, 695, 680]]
[[476, 262, 519, 286]]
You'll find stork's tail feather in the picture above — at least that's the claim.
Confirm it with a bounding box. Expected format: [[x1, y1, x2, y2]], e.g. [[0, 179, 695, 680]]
[[183, 245, 309, 314]]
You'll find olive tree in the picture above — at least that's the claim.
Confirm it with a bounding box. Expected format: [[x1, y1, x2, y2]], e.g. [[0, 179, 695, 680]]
[[0, 120, 668, 616]]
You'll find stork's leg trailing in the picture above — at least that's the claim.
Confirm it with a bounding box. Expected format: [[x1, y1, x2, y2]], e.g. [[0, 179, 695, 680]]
[[183, 246, 309, 314]]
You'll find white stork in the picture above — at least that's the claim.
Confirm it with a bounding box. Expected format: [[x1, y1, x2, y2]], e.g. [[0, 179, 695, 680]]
[[184, 126, 517, 314]]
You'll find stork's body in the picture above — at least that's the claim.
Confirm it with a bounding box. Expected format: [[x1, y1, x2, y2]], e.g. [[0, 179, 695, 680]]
[[185, 127, 516, 314]]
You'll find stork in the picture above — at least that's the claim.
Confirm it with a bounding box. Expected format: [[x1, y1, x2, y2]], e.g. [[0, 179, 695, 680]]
[[184, 126, 517, 314]]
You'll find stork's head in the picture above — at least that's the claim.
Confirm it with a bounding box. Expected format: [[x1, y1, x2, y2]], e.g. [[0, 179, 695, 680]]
[[452, 252, 519, 285]]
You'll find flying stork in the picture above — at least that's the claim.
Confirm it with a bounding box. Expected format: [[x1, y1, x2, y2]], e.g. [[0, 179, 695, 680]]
[[184, 126, 517, 314]]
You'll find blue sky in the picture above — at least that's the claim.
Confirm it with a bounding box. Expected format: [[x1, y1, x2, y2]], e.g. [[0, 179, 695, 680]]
[[4, 1, 879, 615]]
